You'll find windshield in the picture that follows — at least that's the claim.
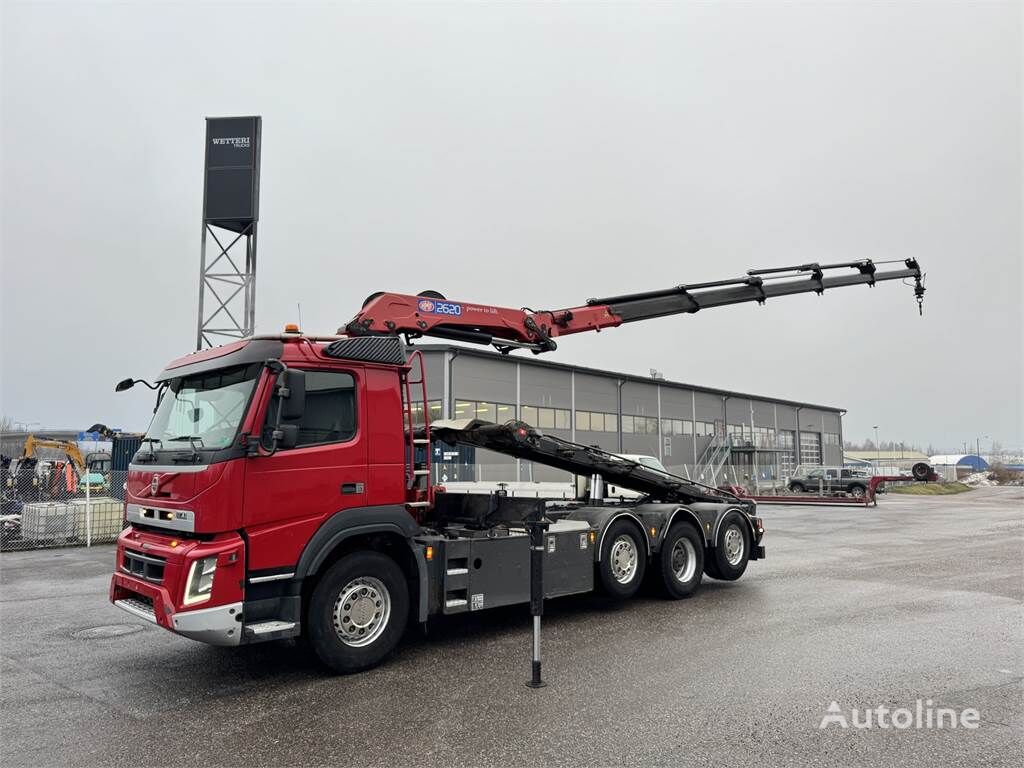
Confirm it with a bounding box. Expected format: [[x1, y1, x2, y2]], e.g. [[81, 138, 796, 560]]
[[144, 364, 261, 451]]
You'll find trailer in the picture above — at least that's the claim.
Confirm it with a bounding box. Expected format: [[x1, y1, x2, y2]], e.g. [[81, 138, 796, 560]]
[[731, 464, 941, 507], [109, 259, 926, 674]]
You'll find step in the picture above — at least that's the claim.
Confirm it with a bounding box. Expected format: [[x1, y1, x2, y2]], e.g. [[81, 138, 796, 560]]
[[243, 620, 299, 641], [246, 620, 296, 635]]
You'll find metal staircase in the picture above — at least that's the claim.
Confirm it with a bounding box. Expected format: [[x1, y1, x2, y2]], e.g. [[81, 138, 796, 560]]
[[696, 433, 732, 486]]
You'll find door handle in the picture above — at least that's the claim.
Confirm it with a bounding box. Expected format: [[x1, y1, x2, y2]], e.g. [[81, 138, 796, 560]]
[[341, 482, 365, 495]]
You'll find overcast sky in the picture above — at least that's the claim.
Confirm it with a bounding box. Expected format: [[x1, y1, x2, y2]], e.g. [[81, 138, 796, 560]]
[[1, 1, 1020, 452]]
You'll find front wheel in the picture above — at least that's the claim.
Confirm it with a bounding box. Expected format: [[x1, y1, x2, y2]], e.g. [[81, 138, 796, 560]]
[[659, 523, 704, 599], [707, 513, 751, 582], [597, 520, 647, 599], [307, 551, 409, 674], [849, 484, 866, 499], [789, 482, 805, 493]]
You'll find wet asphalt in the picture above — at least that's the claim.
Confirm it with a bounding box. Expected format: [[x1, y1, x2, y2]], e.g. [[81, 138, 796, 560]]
[[1, 486, 1021, 767]]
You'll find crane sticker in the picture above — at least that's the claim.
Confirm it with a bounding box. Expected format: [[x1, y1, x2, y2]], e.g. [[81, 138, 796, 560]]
[[417, 299, 463, 316]]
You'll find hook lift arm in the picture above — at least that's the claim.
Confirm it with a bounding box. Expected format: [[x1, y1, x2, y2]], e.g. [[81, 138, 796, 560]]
[[344, 258, 925, 354]]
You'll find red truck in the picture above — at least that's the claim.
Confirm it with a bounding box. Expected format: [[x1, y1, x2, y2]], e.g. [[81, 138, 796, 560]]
[[110, 261, 925, 673]]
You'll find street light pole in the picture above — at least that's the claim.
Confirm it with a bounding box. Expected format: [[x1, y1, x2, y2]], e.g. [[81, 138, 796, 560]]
[[873, 425, 880, 469], [976, 435, 989, 461]]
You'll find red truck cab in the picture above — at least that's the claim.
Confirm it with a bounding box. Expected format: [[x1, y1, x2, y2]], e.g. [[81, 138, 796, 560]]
[[111, 334, 423, 649]]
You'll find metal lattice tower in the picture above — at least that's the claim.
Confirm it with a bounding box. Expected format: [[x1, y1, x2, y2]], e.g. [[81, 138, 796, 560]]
[[196, 221, 258, 348], [196, 116, 262, 350]]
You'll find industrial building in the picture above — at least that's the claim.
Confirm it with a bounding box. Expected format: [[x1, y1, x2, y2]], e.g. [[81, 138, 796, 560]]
[[412, 344, 844, 487]]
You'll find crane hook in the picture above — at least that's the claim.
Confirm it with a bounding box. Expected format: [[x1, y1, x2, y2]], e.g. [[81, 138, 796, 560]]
[[914, 275, 926, 316]]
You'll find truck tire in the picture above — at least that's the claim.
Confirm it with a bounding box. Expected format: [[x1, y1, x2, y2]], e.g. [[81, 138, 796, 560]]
[[597, 519, 646, 599], [659, 523, 704, 599], [849, 484, 867, 499], [307, 551, 409, 674], [789, 482, 805, 493], [707, 513, 751, 582]]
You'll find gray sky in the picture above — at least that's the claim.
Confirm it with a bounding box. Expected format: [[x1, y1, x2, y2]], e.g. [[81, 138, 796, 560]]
[[2, 1, 1021, 452]]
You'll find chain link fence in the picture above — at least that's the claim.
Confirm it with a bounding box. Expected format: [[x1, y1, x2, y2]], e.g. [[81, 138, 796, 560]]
[[1, 464, 127, 551]]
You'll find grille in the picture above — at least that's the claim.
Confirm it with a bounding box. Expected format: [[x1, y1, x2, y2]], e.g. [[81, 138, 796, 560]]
[[122, 550, 166, 583]]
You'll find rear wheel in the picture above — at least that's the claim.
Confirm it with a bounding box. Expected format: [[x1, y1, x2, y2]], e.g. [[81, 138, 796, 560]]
[[659, 523, 704, 599], [597, 520, 646, 599], [707, 513, 751, 582], [307, 551, 409, 674]]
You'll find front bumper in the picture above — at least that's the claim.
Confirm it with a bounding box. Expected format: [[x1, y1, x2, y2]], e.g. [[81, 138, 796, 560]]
[[111, 572, 244, 646], [113, 590, 243, 646], [110, 527, 246, 646]]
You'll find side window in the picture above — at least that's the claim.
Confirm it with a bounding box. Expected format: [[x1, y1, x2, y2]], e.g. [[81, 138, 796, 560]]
[[808, 469, 824, 479], [841, 469, 852, 478], [826, 469, 839, 479], [264, 370, 357, 448]]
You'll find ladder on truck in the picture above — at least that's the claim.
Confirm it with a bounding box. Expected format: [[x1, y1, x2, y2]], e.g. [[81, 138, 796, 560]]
[[401, 350, 433, 517]]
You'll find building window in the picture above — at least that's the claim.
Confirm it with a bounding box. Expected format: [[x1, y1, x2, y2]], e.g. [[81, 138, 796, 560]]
[[453, 400, 517, 425], [408, 400, 442, 426], [660, 418, 692, 436], [520, 404, 570, 430], [576, 410, 619, 432], [753, 426, 777, 448], [823, 432, 841, 446], [694, 421, 715, 437], [621, 414, 657, 434]]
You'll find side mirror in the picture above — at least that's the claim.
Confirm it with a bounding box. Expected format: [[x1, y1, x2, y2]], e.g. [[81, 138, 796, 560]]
[[274, 424, 299, 450], [115, 378, 135, 392], [279, 369, 306, 420]]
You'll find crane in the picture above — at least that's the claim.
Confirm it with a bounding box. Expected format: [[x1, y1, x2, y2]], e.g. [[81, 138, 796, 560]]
[[343, 258, 925, 354]]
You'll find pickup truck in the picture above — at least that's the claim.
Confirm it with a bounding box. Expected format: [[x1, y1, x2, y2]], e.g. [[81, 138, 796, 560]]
[[788, 466, 871, 498]]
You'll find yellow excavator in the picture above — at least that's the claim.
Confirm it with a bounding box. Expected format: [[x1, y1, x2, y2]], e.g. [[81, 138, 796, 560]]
[[19, 436, 108, 495]]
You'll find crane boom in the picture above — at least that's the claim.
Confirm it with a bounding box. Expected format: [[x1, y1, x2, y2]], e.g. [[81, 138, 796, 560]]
[[344, 258, 924, 354]]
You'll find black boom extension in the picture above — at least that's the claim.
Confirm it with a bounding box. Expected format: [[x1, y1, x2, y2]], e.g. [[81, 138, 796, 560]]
[[426, 420, 744, 506]]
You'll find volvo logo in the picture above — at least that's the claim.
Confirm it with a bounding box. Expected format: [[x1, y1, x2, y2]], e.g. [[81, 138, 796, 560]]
[[150, 474, 161, 496]]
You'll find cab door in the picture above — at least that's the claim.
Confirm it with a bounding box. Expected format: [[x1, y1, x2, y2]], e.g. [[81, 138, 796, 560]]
[[824, 467, 840, 493], [243, 368, 367, 571]]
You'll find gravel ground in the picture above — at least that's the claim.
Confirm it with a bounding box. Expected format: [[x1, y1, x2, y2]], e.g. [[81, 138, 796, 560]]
[[1, 487, 1021, 767]]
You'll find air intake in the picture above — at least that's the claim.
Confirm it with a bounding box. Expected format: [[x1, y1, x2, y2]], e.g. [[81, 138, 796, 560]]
[[323, 336, 407, 365]]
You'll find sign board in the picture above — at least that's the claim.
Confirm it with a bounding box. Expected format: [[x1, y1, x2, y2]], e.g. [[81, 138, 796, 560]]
[[203, 116, 261, 232]]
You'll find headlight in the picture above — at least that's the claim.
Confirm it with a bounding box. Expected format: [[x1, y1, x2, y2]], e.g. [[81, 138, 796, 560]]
[[184, 556, 217, 605]]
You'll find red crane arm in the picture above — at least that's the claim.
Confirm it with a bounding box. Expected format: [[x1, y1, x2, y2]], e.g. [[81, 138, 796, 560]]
[[342, 259, 924, 354]]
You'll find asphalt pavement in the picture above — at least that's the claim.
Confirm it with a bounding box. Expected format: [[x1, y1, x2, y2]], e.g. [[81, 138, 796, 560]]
[[1, 486, 1021, 767]]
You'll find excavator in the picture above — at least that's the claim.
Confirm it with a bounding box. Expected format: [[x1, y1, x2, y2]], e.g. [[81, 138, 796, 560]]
[[17, 434, 110, 497]]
